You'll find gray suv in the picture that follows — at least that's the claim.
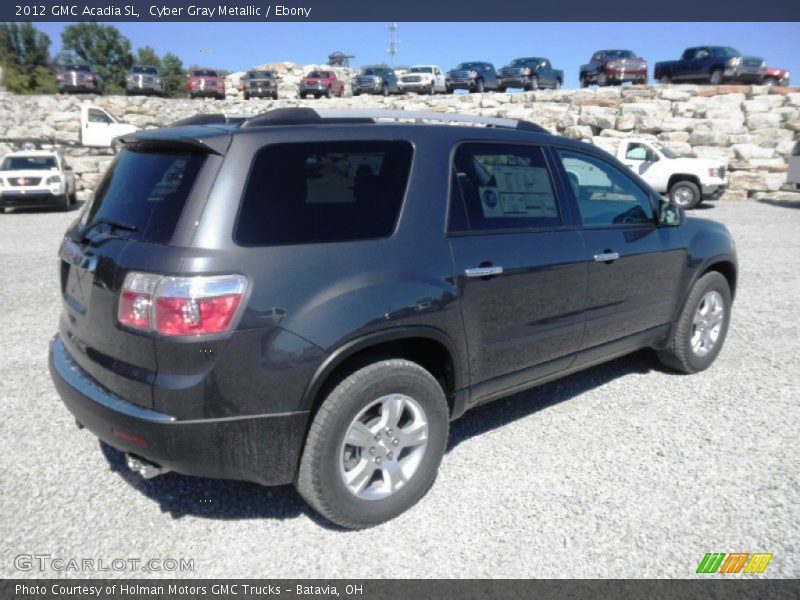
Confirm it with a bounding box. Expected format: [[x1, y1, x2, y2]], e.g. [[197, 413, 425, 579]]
[[49, 108, 737, 529]]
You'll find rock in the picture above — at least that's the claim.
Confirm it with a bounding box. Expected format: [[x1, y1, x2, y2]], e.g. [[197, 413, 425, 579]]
[[729, 170, 784, 192], [693, 146, 736, 161], [746, 113, 783, 129], [562, 125, 594, 139], [579, 106, 617, 130], [753, 190, 800, 201], [718, 189, 748, 202], [732, 144, 775, 160]]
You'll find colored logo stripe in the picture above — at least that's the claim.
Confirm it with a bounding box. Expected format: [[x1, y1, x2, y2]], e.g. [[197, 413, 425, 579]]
[[744, 553, 773, 574], [697, 553, 726, 573], [696, 552, 773, 574]]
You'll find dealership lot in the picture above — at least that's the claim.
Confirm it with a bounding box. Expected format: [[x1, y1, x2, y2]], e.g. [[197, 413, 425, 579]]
[[0, 199, 797, 578]]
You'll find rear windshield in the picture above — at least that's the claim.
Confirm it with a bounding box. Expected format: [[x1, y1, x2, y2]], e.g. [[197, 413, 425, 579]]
[[236, 141, 413, 246], [83, 148, 205, 244], [1, 155, 58, 170]]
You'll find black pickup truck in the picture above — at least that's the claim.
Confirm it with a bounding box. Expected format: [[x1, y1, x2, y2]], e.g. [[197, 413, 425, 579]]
[[655, 46, 766, 85], [497, 57, 563, 91]]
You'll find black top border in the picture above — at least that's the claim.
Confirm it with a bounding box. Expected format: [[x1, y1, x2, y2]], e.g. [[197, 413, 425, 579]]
[[3, 0, 800, 21]]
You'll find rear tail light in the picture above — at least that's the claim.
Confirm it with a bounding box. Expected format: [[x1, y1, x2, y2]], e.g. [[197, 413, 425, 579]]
[[118, 272, 248, 336]]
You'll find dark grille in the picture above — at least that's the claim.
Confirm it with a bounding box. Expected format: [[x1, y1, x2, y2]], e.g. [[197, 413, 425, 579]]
[[356, 76, 379, 87], [401, 75, 422, 83], [9, 177, 42, 186], [499, 67, 524, 78], [449, 71, 475, 83]]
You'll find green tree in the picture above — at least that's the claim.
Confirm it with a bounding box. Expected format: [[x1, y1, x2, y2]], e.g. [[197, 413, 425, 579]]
[[161, 52, 186, 97], [0, 22, 54, 94], [135, 45, 161, 70], [61, 23, 133, 93]]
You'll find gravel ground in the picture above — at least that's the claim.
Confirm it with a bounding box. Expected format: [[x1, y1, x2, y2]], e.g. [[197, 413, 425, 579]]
[[0, 199, 798, 579]]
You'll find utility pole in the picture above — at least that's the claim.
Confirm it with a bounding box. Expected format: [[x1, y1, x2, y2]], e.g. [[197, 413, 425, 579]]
[[386, 23, 399, 67]]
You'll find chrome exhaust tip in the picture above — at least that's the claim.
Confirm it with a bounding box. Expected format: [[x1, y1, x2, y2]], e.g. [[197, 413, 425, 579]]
[[125, 454, 169, 479]]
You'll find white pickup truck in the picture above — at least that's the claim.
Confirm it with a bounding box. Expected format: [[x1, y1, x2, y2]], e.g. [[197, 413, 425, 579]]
[[397, 65, 447, 95], [614, 137, 728, 209], [80, 105, 138, 149], [0, 150, 76, 212]]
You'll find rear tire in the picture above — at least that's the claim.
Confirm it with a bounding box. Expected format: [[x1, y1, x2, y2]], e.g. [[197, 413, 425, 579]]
[[669, 179, 701, 209], [597, 72, 607, 86], [381, 83, 389, 97], [763, 77, 778, 87], [657, 272, 731, 374], [476, 79, 485, 93], [296, 358, 449, 529]]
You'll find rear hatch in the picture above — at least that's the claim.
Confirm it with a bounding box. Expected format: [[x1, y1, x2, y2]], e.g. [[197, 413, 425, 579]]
[[58, 144, 211, 409]]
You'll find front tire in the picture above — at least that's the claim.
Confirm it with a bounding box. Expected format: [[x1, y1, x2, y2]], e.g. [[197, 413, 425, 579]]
[[669, 179, 701, 209], [657, 272, 732, 374], [475, 79, 485, 93], [710, 68, 724, 85], [296, 358, 449, 529], [597, 72, 607, 87]]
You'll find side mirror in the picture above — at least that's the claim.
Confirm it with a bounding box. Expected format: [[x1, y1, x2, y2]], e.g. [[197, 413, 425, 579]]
[[658, 200, 684, 227]]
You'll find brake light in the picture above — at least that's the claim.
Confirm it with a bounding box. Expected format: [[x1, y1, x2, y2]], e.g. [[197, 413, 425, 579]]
[[118, 272, 248, 336]]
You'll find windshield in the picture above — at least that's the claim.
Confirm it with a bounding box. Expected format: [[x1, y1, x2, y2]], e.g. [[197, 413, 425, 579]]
[[84, 148, 206, 244], [131, 66, 158, 75], [1, 155, 58, 170], [454, 63, 484, 71], [190, 70, 218, 78], [63, 64, 91, 72], [653, 143, 678, 159], [361, 68, 387, 76], [248, 71, 274, 79], [713, 47, 740, 58], [508, 58, 541, 67], [409, 66, 433, 73], [604, 50, 636, 59], [307, 71, 328, 78]]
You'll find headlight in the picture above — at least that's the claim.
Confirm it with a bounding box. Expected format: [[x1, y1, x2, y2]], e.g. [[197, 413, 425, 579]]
[[727, 57, 742, 68], [46, 175, 62, 185]]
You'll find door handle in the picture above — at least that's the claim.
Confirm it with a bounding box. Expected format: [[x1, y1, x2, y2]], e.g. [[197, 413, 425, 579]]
[[593, 252, 620, 262], [465, 266, 504, 278]]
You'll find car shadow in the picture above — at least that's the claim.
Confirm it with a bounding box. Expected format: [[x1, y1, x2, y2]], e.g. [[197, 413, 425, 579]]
[[4, 201, 84, 214], [100, 349, 667, 527], [757, 197, 800, 209]]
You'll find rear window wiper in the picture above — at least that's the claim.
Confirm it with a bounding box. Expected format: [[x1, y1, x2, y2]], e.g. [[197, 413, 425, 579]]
[[80, 218, 139, 243]]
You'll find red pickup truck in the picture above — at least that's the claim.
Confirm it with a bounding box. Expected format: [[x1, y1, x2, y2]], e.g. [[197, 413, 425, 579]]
[[187, 68, 226, 100], [763, 66, 790, 86], [298, 70, 346, 99]]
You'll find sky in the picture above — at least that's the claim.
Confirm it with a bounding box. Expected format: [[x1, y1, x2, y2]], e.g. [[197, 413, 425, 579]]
[[34, 22, 800, 89]]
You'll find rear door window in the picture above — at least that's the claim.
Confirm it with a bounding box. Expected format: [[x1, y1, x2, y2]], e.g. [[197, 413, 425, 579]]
[[449, 143, 561, 233], [235, 141, 413, 245], [83, 148, 205, 244]]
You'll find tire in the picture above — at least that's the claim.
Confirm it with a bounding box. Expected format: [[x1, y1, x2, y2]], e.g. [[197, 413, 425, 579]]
[[381, 83, 389, 97], [529, 75, 539, 91], [553, 79, 562, 90], [273, 92, 279, 100], [296, 358, 449, 529], [476, 79, 485, 93], [709, 69, 724, 85], [243, 92, 249, 100], [446, 86, 454, 95], [657, 272, 732, 374], [669, 179, 701, 209], [352, 91, 360, 97], [580, 76, 588, 88], [660, 74, 671, 85], [59, 193, 71, 212], [427, 83, 436, 95], [324, 87, 332, 99], [597, 72, 607, 87], [763, 77, 778, 87], [497, 85, 507, 93], [189, 93, 195, 99]]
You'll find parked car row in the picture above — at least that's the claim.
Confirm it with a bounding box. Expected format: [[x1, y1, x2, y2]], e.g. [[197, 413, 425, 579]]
[[52, 45, 791, 100]]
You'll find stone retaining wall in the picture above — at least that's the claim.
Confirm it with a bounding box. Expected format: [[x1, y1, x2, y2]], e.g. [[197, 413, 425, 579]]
[[1, 81, 798, 202]]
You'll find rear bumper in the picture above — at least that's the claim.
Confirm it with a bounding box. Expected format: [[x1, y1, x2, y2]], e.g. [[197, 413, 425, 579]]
[[49, 335, 308, 486]]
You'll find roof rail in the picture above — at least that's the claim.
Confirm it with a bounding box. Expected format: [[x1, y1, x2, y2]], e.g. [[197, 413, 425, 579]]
[[240, 107, 548, 133], [169, 113, 249, 127]]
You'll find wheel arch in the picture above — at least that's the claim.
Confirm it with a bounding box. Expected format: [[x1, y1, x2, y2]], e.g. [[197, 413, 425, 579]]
[[668, 173, 701, 191], [300, 326, 466, 418]]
